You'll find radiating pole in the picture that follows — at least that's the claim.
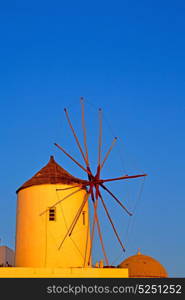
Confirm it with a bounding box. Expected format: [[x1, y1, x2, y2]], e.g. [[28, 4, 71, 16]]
[[88, 190, 97, 265], [56, 185, 85, 191], [83, 209, 90, 267], [99, 173, 147, 183], [100, 183, 132, 216], [64, 108, 88, 167], [58, 193, 89, 250], [95, 204, 109, 266], [98, 108, 103, 167], [100, 137, 117, 170], [88, 190, 109, 266], [99, 191, 126, 252], [39, 188, 84, 216], [80, 97, 90, 166], [68, 193, 89, 236], [54, 143, 91, 177]]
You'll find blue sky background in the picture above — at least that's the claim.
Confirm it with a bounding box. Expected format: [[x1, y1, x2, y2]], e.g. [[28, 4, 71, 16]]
[[0, 0, 185, 277]]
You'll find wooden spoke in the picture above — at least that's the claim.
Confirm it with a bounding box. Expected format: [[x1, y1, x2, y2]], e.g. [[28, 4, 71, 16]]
[[98, 108, 103, 166], [94, 197, 109, 266], [64, 108, 88, 167], [99, 173, 147, 184], [39, 188, 83, 216], [100, 183, 132, 216], [96, 215, 109, 265], [100, 137, 117, 170], [56, 185, 85, 191], [54, 143, 91, 177], [58, 193, 89, 250], [88, 192, 109, 266], [99, 191, 125, 252], [88, 191, 97, 265], [80, 97, 90, 167], [84, 209, 90, 267], [68, 193, 89, 236]]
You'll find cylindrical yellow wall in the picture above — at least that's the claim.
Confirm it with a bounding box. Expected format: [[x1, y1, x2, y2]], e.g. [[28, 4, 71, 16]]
[[15, 184, 91, 268]]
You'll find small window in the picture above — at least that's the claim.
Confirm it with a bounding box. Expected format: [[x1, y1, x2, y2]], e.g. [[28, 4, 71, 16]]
[[49, 208, 56, 221], [82, 211, 86, 225]]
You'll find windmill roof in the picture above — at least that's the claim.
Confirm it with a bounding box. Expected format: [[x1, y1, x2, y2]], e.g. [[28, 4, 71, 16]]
[[16, 156, 87, 193]]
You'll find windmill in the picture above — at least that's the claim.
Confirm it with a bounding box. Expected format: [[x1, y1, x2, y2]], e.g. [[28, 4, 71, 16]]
[[52, 97, 147, 266]]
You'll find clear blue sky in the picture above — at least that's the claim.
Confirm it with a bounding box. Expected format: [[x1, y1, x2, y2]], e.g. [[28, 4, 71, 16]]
[[0, 0, 185, 277]]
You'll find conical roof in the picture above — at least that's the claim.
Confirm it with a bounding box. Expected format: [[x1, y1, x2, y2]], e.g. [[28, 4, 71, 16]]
[[16, 156, 87, 193], [118, 249, 168, 278]]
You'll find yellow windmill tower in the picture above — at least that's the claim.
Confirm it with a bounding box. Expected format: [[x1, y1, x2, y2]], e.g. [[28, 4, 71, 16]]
[[15, 98, 146, 272], [15, 155, 91, 268]]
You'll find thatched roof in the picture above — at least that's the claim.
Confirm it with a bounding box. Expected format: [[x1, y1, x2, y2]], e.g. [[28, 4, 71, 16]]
[[16, 156, 87, 193]]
